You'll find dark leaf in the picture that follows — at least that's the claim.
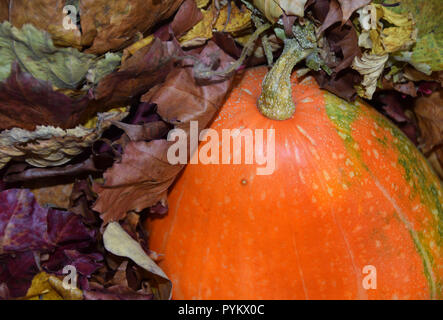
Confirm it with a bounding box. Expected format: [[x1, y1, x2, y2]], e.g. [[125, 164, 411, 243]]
[[0, 189, 94, 254], [0, 251, 39, 298], [0, 63, 90, 131], [313, 69, 361, 101]]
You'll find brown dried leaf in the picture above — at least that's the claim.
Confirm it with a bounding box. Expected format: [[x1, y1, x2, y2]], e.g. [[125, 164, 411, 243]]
[[318, 0, 342, 34], [337, 0, 371, 24], [80, 0, 184, 54], [29, 181, 74, 209], [171, 0, 204, 38], [415, 89, 443, 153], [93, 42, 234, 222], [0, 0, 8, 22], [93, 140, 182, 223], [95, 38, 182, 108], [8, 0, 82, 48]]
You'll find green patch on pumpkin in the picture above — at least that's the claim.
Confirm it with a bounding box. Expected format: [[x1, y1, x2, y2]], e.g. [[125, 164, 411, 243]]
[[324, 91, 443, 299]]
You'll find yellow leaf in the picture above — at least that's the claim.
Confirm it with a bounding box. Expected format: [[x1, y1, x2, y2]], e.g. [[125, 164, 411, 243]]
[[24, 272, 63, 300], [214, 4, 252, 35], [357, 4, 416, 55], [179, 8, 213, 47], [196, 0, 211, 8], [179, 4, 252, 47], [48, 276, 83, 300], [122, 35, 155, 62], [82, 107, 128, 129]]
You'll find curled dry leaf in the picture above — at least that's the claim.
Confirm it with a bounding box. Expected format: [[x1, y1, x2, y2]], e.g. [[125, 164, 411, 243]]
[[352, 52, 389, 99], [80, 0, 184, 54], [356, 4, 416, 55], [0, 109, 128, 169], [24, 272, 82, 300], [93, 41, 234, 223], [103, 222, 170, 300]]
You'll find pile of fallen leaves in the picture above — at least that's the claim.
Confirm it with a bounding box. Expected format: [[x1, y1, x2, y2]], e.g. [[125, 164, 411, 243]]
[[0, 0, 441, 300]]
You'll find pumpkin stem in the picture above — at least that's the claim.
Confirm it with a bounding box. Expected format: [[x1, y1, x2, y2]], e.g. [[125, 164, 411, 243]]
[[258, 39, 313, 120]]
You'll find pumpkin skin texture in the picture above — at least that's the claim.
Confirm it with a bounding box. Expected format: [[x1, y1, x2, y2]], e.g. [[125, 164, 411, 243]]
[[148, 67, 443, 300]]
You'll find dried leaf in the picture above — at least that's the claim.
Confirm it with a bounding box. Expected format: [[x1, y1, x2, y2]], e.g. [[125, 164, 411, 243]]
[[352, 52, 389, 99], [312, 69, 361, 101], [357, 4, 416, 55], [0, 22, 119, 89], [93, 140, 181, 223], [0, 1, 8, 22], [318, 0, 342, 34], [327, 21, 361, 73], [24, 272, 62, 300], [93, 42, 234, 222], [427, 149, 443, 180], [3, 157, 100, 183], [103, 222, 170, 300], [7, 0, 82, 48], [415, 89, 443, 153], [94, 38, 182, 108], [0, 108, 127, 169], [171, 0, 204, 39], [0, 251, 39, 298], [23, 271, 84, 300], [383, 0, 443, 73], [252, 0, 308, 21], [0, 189, 95, 254], [179, 3, 252, 47], [337, 0, 371, 24], [43, 249, 103, 279], [0, 63, 90, 131], [80, 0, 184, 54], [48, 275, 83, 300], [30, 182, 74, 209], [84, 283, 153, 300]]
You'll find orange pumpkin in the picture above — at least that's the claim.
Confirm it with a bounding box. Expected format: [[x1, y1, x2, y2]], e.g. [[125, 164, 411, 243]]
[[148, 67, 443, 300]]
